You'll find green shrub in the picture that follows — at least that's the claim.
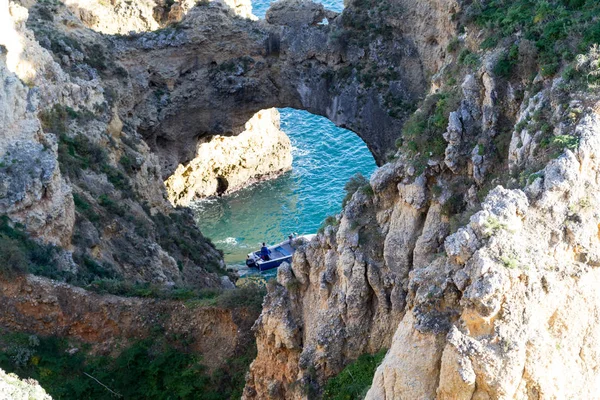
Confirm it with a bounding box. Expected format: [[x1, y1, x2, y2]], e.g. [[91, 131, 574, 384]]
[[0, 327, 258, 400], [119, 155, 136, 173], [39, 104, 70, 135], [458, 49, 480, 68], [342, 173, 370, 207], [0, 237, 29, 276], [494, 45, 519, 78], [551, 134, 579, 150], [216, 283, 266, 314], [480, 36, 499, 49], [0, 333, 223, 400], [399, 90, 461, 168], [318, 215, 339, 234], [0, 216, 60, 279], [73, 193, 100, 222], [322, 349, 387, 400], [441, 193, 466, 216], [447, 37, 460, 53], [98, 194, 127, 218], [57, 133, 107, 178], [151, 211, 223, 274], [483, 216, 510, 237], [57, 131, 134, 199], [470, 0, 600, 78]]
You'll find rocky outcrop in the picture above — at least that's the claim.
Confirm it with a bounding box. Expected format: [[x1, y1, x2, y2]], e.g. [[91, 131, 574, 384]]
[[0, 49, 75, 247], [0, 368, 51, 400], [165, 108, 292, 205], [0, 0, 455, 287], [0, 0, 228, 288], [63, 0, 255, 35], [367, 118, 600, 397], [6, 0, 600, 398]]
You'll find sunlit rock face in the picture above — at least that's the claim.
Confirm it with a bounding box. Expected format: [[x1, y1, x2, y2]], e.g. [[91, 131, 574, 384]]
[[242, 2, 600, 394], [6, 0, 600, 398], [245, 85, 600, 399], [0, 8, 75, 247], [0, 367, 51, 400], [165, 108, 292, 205]]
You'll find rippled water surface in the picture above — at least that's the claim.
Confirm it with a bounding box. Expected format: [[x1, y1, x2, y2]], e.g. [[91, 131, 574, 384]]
[[192, 109, 376, 265], [192, 0, 370, 268], [251, 0, 343, 18]]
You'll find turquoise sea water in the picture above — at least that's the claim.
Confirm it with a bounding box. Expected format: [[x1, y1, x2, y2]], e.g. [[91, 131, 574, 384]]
[[192, 109, 376, 265], [251, 0, 343, 18], [192, 1, 369, 267]]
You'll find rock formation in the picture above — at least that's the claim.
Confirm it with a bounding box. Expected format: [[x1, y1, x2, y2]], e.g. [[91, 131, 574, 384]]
[[118, 0, 438, 170], [0, 274, 256, 370], [165, 108, 292, 205], [0, 0, 237, 288], [242, 1, 600, 399], [0, 0, 436, 288], [0, 368, 51, 400], [4, 0, 600, 398]]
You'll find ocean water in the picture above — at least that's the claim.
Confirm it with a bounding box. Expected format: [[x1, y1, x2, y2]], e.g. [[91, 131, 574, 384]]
[[251, 0, 343, 18], [191, 108, 376, 266], [192, 1, 369, 269]]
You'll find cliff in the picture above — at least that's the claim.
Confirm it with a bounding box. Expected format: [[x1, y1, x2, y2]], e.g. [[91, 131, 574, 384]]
[[243, 0, 600, 399], [0, 274, 257, 369], [4, 0, 600, 398]]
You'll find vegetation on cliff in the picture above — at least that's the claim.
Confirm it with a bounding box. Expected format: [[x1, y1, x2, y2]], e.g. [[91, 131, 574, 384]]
[[322, 350, 387, 400], [469, 0, 600, 78], [0, 216, 61, 278], [0, 330, 255, 399]]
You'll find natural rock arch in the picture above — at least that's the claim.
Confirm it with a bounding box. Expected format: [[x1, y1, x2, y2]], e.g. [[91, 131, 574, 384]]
[[116, 0, 456, 175]]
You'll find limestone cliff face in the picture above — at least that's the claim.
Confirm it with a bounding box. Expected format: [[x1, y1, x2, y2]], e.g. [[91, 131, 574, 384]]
[[243, 6, 600, 397], [0, 0, 226, 288], [0, 49, 75, 248], [6, 0, 600, 398], [165, 108, 292, 205], [0, 368, 51, 400], [118, 0, 450, 169], [63, 0, 255, 35]]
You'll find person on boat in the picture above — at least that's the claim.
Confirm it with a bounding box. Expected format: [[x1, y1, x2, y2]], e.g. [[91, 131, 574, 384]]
[[260, 242, 271, 261]]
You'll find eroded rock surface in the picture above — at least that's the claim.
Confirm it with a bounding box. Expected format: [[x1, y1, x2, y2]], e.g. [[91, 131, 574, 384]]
[[243, 28, 600, 400], [5, 0, 600, 399], [119, 0, 449, 169], [0, 275, 257, 370], [165, 108, 292, 204]]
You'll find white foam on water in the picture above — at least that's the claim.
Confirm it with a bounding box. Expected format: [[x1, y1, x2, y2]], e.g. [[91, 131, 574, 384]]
[[216, 237, 238, 245]]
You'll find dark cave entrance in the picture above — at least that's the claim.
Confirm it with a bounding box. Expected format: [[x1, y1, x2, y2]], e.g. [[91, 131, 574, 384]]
[[216, 176, 229, 196]]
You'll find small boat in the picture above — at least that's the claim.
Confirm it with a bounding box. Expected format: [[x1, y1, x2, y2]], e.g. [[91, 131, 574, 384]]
[[246, 234, 316, 272]]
